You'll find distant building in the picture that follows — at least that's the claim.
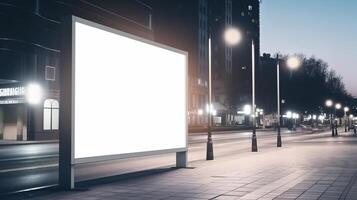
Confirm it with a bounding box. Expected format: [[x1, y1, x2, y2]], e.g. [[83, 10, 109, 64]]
[[257, 53, 278, 114]]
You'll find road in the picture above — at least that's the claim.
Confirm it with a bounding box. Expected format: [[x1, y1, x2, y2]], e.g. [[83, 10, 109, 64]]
[[0, 128, 332, 195]]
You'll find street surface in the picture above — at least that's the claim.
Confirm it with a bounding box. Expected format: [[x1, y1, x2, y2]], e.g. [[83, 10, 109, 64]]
[[22, 129, 357, 200], [0, 128, 330, 195]]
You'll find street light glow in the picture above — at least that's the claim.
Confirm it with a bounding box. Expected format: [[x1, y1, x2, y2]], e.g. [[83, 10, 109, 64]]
[[198, 109, 203, 115], [286, 56, 301, 70], [318, 115, 325, 121], [211, 109, 217, 116], [344, 107, 349, 112], [335, 103, 342, 110], [243, 104, 252, 115], [286, 111, 292, 119], [26, 83, 43, 104], [292, 113, 299, 119], [325, 99, 333, 107], [224, 27, 242, 46], [206, 104, 214, 113]]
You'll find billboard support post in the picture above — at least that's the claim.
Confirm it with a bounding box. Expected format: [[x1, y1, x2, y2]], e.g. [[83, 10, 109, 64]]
[[59, 16, 75, 190], [176, 151, 187, 168]]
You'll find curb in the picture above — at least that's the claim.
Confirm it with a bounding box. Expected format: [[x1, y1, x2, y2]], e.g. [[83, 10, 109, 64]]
[[0, 140, 59, 146]]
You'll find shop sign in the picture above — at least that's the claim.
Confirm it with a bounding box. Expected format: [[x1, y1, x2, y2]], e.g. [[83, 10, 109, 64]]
[[0, 87, 25, 97]]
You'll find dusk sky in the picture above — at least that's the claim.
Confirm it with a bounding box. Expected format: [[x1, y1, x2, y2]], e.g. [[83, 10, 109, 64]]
[[260, 0, 357, 97]]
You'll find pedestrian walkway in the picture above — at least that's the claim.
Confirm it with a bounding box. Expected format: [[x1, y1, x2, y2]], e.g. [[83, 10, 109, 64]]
[[26, 131, 357, 199]]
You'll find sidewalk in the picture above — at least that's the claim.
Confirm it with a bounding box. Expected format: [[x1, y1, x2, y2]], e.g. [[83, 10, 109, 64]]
[[23, 131, 357, 200]]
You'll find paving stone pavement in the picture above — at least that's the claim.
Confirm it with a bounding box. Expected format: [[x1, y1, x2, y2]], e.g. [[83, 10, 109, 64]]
[[24, 132, 357, 200]]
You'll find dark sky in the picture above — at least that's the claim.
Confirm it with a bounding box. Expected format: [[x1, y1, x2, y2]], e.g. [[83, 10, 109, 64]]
[[260, 0, 357, 96]]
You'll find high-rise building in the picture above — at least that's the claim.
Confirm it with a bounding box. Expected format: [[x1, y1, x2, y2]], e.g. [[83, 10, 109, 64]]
[[149, 0, 260, 127]]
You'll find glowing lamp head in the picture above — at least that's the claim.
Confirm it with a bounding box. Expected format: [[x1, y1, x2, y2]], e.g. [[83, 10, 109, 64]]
[[325, 100, 333, 107], [224, 27, 242, 46], [335, 103, 341, 110], [243, 104, 252, 115], [211, 110, 217, 116], [286, 56, 301, 70], [26, 83, 43, 104], [197, 109, 203, 116], [344, 107, 349, 112], [318, 115, 325, 121]]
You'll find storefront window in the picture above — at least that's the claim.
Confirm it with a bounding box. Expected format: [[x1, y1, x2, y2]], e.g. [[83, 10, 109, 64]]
[[43, 99, 59, 131]]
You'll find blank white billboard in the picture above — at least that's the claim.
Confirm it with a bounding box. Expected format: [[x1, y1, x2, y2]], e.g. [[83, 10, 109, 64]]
[[73, 18, 187, 162]]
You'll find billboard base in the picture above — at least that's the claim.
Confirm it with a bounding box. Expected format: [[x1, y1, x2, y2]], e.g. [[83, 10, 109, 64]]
[[176, 151, 187, 168], [60, 152, 188, 190]]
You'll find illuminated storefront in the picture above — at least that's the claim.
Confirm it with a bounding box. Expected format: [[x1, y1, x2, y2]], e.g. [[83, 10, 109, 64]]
[[0, 83, 59, 141]]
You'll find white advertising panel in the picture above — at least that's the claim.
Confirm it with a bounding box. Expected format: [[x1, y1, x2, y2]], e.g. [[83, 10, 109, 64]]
[[73, 18, 187, 162]]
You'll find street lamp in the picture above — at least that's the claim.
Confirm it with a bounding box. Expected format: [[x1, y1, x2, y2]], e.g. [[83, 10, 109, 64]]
[[223, 27, 259, 152], [325, 100, 333, 107], [344, 107, 349, 132], [335, 103, 341, 136], [251, 39, 258, 152], [276, 56, 301, 147], [325, 99, 334, 136], [198, 109, 204, 116], [26, 83, 43, 105], [206, 27, 242, 160], [286, 56, 301, 70], [224, 27, 242, 46]]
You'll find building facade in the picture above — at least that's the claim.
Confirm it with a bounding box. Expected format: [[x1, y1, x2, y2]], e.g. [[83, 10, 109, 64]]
[[146, 0, 260, 128], [0, 0, 261, 141], [0, 0, 153, 141]]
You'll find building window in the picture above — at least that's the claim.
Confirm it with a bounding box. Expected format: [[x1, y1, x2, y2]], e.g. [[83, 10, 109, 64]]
[[248, 5, 253, 11], [43, 99, 59, 131], [45, 66, 56, 81]]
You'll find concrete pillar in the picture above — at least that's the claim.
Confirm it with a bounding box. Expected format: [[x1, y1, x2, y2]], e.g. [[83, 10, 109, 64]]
[[0, 107, 3, 140], [16, 105, 25, 141]]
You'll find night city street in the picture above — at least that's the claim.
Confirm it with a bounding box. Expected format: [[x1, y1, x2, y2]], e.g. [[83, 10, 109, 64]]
[[0, 128, 313, 194], [1, 0, 357, 199], [7, 128, 357, 200]]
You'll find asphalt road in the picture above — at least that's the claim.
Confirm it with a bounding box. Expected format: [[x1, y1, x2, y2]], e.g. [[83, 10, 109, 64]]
[[0, 128, 332, 195]]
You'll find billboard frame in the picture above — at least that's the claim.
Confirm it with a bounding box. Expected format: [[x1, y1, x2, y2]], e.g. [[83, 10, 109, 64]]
[[59, 16, 188, 190]]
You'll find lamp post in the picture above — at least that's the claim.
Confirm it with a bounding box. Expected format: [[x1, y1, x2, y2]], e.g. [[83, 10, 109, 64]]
[[349, 114, 354, 132], [325, 100, 334, 136], [335, 103, 341, 136], [206, 27, 242, 160], [251, 39, 258, 152], [276, 55, 282, 147], [276, 56, 300, 147], [344, 107, 349, 132]]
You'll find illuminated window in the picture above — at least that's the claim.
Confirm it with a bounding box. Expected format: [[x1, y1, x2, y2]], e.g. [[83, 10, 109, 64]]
[[248, 5, 253, 10], [43, 99, 59, 131]]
